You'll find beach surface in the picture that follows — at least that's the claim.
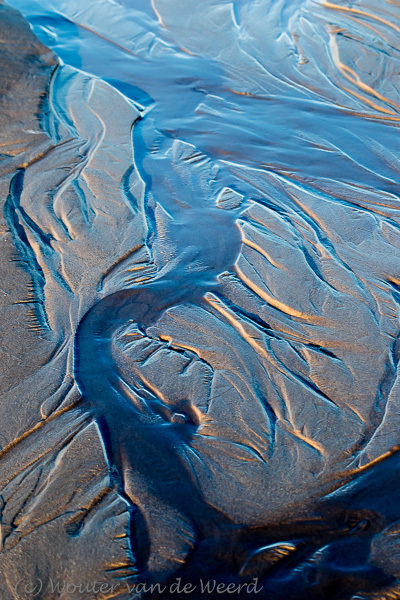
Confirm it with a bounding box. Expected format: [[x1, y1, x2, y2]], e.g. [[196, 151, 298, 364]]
[[2, 0, 400, 597]]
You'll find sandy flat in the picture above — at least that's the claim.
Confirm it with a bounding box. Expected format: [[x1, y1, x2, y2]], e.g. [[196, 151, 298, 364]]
[[2, 0, 400, 598]]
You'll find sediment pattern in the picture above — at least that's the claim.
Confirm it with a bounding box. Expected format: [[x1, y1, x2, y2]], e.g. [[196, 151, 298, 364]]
[[2, 0, 400, 598]]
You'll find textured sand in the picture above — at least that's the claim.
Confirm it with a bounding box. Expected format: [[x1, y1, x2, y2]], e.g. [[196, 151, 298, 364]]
[[2, 0, 400, 598]]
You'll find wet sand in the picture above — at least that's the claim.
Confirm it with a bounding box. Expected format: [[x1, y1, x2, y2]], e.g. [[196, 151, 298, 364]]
[[2, 0, 400, 598]]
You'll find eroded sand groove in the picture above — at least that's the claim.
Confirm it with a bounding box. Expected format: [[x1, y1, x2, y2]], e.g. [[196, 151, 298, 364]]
[[2, 0, 400, 598]]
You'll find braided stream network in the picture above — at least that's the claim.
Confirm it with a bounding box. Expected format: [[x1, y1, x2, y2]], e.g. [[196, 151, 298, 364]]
[[2, 0, 400, 598]]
